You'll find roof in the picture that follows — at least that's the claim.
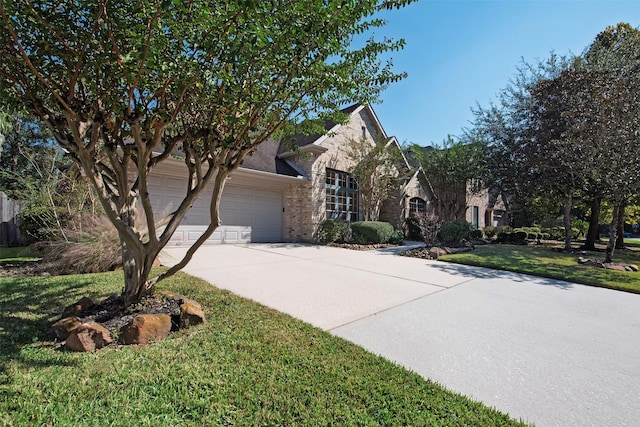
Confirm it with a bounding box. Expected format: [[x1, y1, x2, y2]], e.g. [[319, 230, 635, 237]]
[[282, 103, 364, 150], [241, 138, 300, 177]]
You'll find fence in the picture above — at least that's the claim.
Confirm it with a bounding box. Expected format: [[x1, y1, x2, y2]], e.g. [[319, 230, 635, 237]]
[[0, 191, 22, 247]]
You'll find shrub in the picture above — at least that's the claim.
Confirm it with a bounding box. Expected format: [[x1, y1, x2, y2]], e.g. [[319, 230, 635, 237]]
[[496, 225, 512, 235], [350, 221, 394, 244], [438, 220, 472, 244], [404, 213, 442, 244], [546, 227, 565, 240], [403, 216, 422, 241], [40, 215, 121, 275], [18, 205, 68, 244], [496, 231, 509, 243], [469, 229, 483, 240], [483, 226, 497, 239], [513, 231, 527, 241], [540, 232, 551, 240], [317, 220, 351, 244], [389, 230, 404, 245]]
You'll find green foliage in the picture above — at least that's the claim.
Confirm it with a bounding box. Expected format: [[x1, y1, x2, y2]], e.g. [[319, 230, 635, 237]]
[[389, 229, 404, 245], [483, 225, 497, 238], [411, 138, 489, 222], [438, 220, 472, 244], [469, 229, 483, 240], [403, 213, 442, 244], [0, 0, 416, 302], [403, 215, 422, 241], [545, 227, 565, 241], [345, 136, 403, 221], [317, 220, 352, 244], [440, 244, 640, 294], [18, 205, 66, 244], [350, 221, 395, 244], [572, 219, 589, 239]]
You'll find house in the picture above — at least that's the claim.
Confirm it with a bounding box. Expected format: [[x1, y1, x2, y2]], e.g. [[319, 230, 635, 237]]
[[147, 104, 505, 246]]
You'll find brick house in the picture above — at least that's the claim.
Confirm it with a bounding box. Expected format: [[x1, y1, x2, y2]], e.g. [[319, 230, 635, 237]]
[[149, 103, 426, 245], [147, 103, 504, 246]]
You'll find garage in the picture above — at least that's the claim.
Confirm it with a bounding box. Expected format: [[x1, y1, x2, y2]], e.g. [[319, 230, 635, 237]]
[[148, 173, 284, 246]]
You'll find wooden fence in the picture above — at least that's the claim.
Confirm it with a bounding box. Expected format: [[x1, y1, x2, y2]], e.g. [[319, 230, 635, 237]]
[[0, 192, 22, 247]]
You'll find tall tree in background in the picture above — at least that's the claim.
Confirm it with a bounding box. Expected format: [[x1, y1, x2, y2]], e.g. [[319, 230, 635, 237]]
[[412, 137, 488, 222], [0, 0, 413, 305], [579, 23, 640, 262], [469, 54, 571, 227]]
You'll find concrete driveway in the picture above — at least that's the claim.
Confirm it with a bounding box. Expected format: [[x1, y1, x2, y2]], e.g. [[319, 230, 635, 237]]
[[162, 243, 640, 427]]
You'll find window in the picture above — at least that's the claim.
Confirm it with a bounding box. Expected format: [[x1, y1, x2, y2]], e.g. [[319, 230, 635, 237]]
[[409, 197, 426, 215], [471, 205, 480, 229], [325, 169, 359, 221]]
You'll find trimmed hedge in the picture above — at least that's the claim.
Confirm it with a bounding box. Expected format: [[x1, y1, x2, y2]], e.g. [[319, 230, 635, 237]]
[[317, 220, 352, 244], [351, 221, 395, 245], [438, 220, 472, 244]]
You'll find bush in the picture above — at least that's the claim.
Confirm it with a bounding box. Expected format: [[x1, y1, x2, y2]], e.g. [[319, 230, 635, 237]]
[[483, 226, 497, 239], [389, 230, 404, 245], [513, 231, 527, 241], [469, 229, 483, 240], [350, 221, 394, 244], [438, 220, 472, 244], [403, 216, 422, 241], [496, 231, 509, 243], [39, 215, 121, 275], [545, 227, 565, 241], [317, 220, 351, 244], [404, 213, 441, 244], [18, 205, 68, 244]]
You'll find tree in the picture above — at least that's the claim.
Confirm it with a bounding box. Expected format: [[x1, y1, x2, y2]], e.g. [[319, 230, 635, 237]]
[[578, 23, 640, 263], [345, 135, 403, 221], [0, 0, 414, 305], [469, 54, 572, 230], [412, 137, 488, 222]]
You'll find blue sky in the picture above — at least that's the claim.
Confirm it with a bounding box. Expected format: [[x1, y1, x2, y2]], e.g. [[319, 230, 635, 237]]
[[372, 0, 640, 147]]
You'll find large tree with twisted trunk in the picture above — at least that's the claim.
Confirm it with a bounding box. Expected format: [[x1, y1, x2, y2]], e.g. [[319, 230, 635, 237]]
[[0, 0, 413, 305]]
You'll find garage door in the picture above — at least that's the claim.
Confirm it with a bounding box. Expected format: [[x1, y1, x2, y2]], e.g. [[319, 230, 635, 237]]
[[148, 175, 283, 246]]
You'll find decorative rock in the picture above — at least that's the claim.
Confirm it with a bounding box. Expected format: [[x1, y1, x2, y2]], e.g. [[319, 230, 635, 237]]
[[629, 264, 639, 272], [51, 317, 81, 341], [604, 263, 627, 271], [429, 247, 449, 259], [180, 301, 205, 328], [61, 297, 95, 318], [65, 321, 112, 352], [119, 314, 172, 345]]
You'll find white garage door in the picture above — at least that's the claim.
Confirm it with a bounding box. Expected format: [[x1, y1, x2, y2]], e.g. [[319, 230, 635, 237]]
[[148, 175, 283, 246]]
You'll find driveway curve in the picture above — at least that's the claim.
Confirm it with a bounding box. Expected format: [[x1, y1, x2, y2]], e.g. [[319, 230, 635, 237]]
[[162, 243, 640, 427]]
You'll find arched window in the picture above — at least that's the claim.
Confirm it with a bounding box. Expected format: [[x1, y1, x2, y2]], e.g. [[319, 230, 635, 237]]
[[409, 197, 426, 215]]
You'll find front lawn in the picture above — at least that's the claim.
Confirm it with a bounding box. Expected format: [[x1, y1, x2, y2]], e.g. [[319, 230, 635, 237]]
[[0, 269, 525, 426], [440, 243, 640, 294], [0, 246, 41, 263]]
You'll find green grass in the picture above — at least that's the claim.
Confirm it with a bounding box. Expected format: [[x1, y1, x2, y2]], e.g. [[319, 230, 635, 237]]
[[0, 246, 41, 263], [0, 269, 525, 426], [440, 243, 640, 294]]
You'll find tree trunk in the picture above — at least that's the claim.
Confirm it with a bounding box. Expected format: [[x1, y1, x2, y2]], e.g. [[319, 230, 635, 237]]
[[583, 197, 601, 251], [563, 192, 572, 252], [604, 201, 622, 264], [119, 202, 157, 307], [615, 200, 625, 249]]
